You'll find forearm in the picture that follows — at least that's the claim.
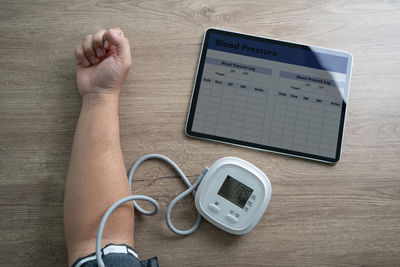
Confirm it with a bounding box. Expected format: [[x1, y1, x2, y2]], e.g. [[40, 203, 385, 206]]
[[64, 94, 133, 263], [68, 95, 125, 184]]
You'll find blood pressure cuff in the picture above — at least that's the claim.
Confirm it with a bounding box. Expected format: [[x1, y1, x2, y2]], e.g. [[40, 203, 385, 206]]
[[71, 243, 159, 267]]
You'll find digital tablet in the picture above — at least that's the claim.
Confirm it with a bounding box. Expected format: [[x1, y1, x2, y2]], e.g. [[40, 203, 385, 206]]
[[185, 28, 353, 163]]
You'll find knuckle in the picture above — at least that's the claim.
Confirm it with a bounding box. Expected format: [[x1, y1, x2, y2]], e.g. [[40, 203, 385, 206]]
[[83, 38, 94, 55], [110, 26, 124, 37], [74, 45, 83, 58], [95, 28, 105, 35], [110, 26, 121, 32], [83, 34, 93, 44], [74, 44, 80, 53], [93, 37, 103, 47], [94, 29, 105, 40]]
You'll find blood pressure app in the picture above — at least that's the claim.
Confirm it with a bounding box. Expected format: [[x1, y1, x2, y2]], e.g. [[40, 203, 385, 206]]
[[187, 29, 352, 163]]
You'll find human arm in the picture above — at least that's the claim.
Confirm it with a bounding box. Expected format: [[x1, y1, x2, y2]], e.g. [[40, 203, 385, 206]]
[[63, 27, 133, 265]]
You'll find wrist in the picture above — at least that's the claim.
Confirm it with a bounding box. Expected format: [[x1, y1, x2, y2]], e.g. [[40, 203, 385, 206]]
[[82, 92, 120, 106]]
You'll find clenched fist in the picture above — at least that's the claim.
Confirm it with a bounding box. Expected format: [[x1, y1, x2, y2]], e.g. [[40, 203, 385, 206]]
[[74, 27, 131, 97]]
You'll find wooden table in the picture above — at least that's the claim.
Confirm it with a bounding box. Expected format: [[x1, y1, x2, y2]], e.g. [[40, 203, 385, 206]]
[[1, 0, 399, 266]]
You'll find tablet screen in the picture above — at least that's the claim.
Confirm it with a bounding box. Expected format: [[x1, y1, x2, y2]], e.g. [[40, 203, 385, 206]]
[[186, 29, 352, 163]]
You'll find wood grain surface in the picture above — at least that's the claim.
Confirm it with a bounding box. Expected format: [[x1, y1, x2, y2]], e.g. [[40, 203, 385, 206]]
[[1, 0, 399, 266]]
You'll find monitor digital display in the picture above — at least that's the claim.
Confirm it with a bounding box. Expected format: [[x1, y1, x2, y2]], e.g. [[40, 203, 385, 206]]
[[217, 175, 254, 209]]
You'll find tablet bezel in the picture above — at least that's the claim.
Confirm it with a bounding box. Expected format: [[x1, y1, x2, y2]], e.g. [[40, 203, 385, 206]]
[[185, 28, 353, 163]]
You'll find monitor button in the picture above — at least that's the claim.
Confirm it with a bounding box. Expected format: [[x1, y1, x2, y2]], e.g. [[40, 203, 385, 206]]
[[225, 214, 238, 223], [208, 203, 221, 213]]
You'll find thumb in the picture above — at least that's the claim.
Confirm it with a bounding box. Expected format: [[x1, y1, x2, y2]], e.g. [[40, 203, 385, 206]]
[[105, 27, 131, 66]]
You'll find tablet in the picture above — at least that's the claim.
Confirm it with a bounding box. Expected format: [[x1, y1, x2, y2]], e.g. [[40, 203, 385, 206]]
[[185, 28, 353, 163]]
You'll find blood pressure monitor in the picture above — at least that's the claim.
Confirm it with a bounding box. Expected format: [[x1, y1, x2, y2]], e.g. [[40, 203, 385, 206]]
[[96, 155, 272, 266], [195, 157, 271, 235]]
